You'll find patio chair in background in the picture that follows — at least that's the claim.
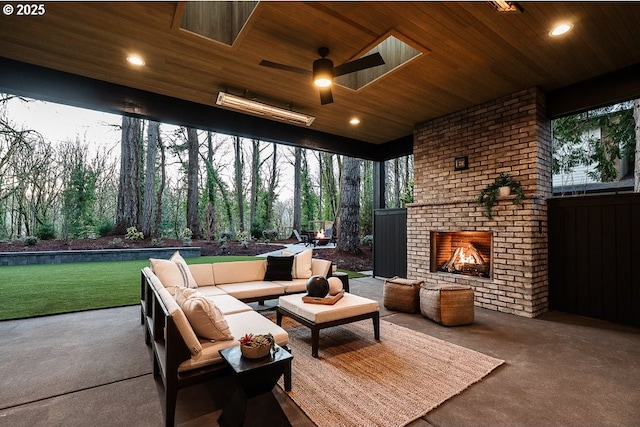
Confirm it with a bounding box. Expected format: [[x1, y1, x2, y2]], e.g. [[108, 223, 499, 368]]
[[293, 229, 311, 246]]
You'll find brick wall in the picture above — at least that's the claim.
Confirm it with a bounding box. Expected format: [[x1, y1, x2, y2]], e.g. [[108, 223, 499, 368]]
[[408, 87, 552, 318]]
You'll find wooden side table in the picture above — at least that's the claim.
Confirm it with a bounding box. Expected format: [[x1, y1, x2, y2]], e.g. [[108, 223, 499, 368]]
[[218, 344, 293, 427]]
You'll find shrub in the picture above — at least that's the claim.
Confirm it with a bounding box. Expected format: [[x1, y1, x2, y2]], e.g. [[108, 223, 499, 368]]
[[24, 235, 38, 246], [125, 226, 144, 241], [95, 219, 114, 237], [262, 229, 278, 242], [219, 231, 233, 242], [36, 222, 56, 240], [150, 238, 164, 247], [110, 237, 124, 248], [361, 234, 373, 248]]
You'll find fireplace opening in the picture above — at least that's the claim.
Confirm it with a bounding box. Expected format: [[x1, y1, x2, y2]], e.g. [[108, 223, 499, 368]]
[[430, 231, 492, 278]]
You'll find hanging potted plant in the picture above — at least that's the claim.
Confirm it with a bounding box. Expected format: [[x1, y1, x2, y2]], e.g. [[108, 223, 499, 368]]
[[477, 172, 525, 220]]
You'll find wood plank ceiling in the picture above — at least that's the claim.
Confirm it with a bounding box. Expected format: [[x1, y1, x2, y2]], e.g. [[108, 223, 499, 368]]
[[1, 1, 640, 148]]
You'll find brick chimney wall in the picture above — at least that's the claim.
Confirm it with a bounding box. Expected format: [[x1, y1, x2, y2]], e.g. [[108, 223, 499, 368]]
[[408, 88, 552, 317]]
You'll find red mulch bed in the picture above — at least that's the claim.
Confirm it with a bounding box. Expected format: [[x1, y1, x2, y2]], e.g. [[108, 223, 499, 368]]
[[0, 236, 373, 272]]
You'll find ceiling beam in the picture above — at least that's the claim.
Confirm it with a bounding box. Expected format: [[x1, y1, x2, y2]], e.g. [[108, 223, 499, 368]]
[[0, 57, 411, 161], [546, 62, 640, 119]]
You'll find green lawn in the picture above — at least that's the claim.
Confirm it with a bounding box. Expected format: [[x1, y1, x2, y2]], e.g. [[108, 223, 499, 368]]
[[0, 256, 364, 321]]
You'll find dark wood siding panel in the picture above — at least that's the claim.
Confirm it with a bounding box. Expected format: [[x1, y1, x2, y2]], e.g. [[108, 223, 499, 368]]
[[548, 194, 640, 328], [373, 208, 407, 278]]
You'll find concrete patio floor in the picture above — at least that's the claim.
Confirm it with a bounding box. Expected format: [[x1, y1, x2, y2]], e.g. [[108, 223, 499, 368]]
[[1, 276, 639, 426]]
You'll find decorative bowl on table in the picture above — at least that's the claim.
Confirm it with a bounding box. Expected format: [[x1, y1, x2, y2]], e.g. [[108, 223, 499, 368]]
[[239, 333, 275, 359]]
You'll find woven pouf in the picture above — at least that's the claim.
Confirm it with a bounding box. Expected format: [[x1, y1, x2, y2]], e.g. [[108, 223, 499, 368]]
[[383, 277, 425, 313], [419, 284, 474, 326]]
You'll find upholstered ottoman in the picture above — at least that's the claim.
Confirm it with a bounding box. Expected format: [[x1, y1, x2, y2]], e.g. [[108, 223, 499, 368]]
[[277, 293, 380, 358], [419, 284, 474, 326], [383, 276, 424, 313]]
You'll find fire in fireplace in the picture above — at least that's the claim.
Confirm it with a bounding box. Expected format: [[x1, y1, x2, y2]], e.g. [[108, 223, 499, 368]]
[[430, 231, 492, 278]]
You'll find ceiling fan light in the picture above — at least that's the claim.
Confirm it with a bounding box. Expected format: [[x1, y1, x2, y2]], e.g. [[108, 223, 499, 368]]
[[313, 58, 334, 87]]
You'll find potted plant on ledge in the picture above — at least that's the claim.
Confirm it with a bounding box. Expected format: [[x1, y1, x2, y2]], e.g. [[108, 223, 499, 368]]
[[477, 172, 525, 220]]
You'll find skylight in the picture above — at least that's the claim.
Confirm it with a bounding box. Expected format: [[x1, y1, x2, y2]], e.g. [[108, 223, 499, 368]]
[[335, 33, 425, 91]]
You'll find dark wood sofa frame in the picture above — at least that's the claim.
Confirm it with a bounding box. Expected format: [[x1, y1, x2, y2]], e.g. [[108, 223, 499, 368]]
[[140, 269, 292, 427]]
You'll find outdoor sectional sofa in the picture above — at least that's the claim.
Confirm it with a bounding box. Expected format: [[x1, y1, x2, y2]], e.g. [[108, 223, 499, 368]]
[[139, 250, 332, 427]]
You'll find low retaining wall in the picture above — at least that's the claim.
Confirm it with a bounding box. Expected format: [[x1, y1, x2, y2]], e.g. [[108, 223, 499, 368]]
[[0, 247, 201, 266]]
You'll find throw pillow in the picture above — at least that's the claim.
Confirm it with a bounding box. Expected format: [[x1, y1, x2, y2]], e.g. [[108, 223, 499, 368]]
[[150, 258, 184, 294], [287, 248, 312, 279], [170, 251, 198, 288], [263, 255, 294, 281], [174, 287, 233, 341]]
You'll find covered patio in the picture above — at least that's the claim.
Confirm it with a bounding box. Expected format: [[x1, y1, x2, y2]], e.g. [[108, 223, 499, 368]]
[[1, 276, 639, 426], [1, 2, 640, 426]]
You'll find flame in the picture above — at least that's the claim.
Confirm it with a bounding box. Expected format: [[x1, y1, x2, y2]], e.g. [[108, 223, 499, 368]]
[[456, 247, 477, 264], [316, 229, 325, 239]]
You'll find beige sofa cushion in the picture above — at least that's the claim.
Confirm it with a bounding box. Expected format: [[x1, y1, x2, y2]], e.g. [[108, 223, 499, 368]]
[[188, 263, 215, 287], [213, 260, 266, 285], [195, 285, 228, 298], [178, 310, 289, 372], [282, 248, 313, 279], [209, 294, 253, 315], [169, 251, 198, 288], [150, 259, 185, 295], [311, 258, 332, 277], [175, 288, 233, 341], [278, 293, 379, 324], [217, 281, 285, 300], [155, 286, 202, 356], [273, 279, 308, 293]]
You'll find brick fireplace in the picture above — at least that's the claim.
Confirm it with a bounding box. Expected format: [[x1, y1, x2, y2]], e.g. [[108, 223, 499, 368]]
[[407, 88, 552, 318]]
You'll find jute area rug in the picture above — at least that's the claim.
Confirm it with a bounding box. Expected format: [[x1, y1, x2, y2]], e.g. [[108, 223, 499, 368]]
[[276, 318, 504, 427]]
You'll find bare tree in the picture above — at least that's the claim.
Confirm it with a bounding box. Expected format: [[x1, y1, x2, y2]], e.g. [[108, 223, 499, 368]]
[[234, 135, 245, 233], [203, 131, 216, 239], [114, 116, 142, 234], [154, 131, 166, 238], [142, 121, 159, 237], [249, 139, 260, 234], [337, 156, 361, 253], [265, 143, 279, 229], [292, 147, 302, 234], [186, 127, 200, 238]]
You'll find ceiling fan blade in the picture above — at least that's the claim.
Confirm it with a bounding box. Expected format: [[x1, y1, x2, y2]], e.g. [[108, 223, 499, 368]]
[[319, 87, 333, 105], [334, 52, 385, 76], [259, 60, 311, 75]]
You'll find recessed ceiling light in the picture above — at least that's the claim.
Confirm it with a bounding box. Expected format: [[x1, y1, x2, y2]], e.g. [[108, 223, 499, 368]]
[[126, 54, 145, 66], [550, 23, 573, 37], [349, 117, 360, 125]]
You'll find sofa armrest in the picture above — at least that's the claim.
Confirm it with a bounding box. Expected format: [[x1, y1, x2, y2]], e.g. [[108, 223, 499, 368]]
[[311, 258, 332, 277]]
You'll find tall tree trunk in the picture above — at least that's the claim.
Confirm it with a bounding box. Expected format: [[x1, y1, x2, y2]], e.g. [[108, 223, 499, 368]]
[[337, 156, 361, 253], [142, 121, 159, 238], [205, 131, 216, 240], [634, 99, 640, 193], [153, 132, 165, 238], [114, 116, 142, 234], [266, 143, 278, 229], [292, 147, 302, 234], [249, 139, 259, 233], [186, 128, 200, 238], [234, 136, 244, 233], [394, 157, 401, 207], [320, 152, 339, 221]]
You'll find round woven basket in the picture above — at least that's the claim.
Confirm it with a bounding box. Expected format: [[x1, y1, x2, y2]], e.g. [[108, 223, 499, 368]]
[[240, 344, 271, 359]]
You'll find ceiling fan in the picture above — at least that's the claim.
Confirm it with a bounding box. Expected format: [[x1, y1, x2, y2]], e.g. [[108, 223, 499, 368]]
[[259, 47, 385, 105]]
